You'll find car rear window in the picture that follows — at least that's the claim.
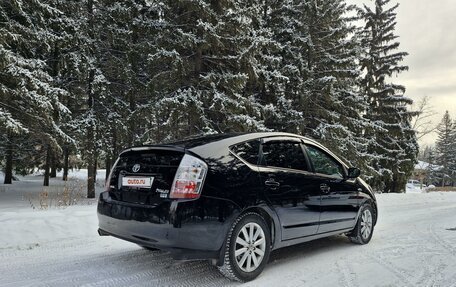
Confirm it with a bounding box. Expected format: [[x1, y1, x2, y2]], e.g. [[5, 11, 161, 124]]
[[230, 140, 260, 165], [261, 141, 308, 171], [110, 149, 183, 188]]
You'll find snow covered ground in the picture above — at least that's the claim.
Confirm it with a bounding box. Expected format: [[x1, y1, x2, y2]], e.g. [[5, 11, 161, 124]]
[[1, 176, 456, 286]]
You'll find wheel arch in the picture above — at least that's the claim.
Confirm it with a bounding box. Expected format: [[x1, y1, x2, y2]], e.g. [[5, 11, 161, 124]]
[[358, 198, 378, 226], [239, 205, 280, 249], [216, 204, 281, 266]]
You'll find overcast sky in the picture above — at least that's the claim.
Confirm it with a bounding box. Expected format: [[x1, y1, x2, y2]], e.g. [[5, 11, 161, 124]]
[[348, 0, 456, 146]]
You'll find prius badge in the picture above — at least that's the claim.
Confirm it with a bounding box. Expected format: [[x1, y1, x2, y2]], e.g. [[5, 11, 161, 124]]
[[132, 164, 140, 173]]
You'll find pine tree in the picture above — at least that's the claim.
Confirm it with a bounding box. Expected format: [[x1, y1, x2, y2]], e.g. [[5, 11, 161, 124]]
[[435, 111, 455, 186], [59, 0, 109, 197], [143, 0, 274, 142], [0, 0, 71, 184], [95, 0, 167, 172], [452, 120, 456, 185], [358, 0, 418, 192], [424, 146, 439, 186], [1, 0, 419, 194], [239, 0, 303, 133], [266, 0, 369, 170], [314, 2, 369, 169]]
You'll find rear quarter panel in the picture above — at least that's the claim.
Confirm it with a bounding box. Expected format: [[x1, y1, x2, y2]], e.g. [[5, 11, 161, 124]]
[[190, 140, 283, 249]]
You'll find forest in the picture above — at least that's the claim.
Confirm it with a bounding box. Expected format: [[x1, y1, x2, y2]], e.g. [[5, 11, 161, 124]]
[[1, 0, 435, 195]]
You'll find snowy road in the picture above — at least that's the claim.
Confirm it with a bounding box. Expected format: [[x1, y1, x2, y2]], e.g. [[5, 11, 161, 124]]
[[1, 179, 456, 286]]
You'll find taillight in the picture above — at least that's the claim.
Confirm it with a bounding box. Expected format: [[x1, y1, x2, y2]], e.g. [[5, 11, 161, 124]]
[[105, 157, 119, 191], [170, 154, 207, 199]]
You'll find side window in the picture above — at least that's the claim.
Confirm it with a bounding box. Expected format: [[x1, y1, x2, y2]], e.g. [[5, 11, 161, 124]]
[[261, 141, 308, 171], [305, 145, 344, 178], [230, 140, 260, 165]]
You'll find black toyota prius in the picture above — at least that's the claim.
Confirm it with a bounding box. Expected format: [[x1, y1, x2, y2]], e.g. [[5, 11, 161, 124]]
[[97, 132, 377, 282]]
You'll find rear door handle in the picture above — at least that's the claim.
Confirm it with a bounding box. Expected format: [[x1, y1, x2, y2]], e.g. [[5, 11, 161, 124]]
[[320, 183, 330, 194], [265, 179, 280, 189]]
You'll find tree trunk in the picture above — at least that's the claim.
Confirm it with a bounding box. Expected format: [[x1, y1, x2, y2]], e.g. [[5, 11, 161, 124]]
[[86, 69, 96, 197], [128, 93, 136, 146], [50, 153, 57, 178], [87, 130, 95, 198], [86, 69, 95, 198], [391, 173, 397, 193], [4, 136, 13, 184], [86, 0, 96, 198], [87, 84, 96, 198], [43, 147, 50, 186], [87, 159, 95, 198], [93, 153, 98, 184], [105, 156, 111, 181], [63, 146, 69, 181], [112, 128, 118, 156]]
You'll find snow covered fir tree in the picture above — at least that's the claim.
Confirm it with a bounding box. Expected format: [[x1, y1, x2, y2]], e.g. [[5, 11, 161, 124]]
[[357, 0, 418, 193], [434, 111, 456, 186], [0, 0, 427, 194]]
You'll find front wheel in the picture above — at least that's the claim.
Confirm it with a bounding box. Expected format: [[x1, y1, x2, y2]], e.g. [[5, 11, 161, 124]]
[[218, 212, 271, 282], [348, 204, 375, 244]]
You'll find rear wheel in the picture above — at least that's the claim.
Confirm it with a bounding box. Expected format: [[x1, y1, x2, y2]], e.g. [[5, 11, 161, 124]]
[[218, 212, 271, 282], [348, 204, 374, 244]]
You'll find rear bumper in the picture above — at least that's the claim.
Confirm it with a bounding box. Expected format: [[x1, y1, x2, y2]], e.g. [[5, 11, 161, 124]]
[[97, 227, 219, 260], [97, 191, 236, 261]]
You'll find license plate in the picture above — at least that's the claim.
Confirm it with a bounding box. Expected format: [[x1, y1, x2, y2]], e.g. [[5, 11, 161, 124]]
[[122, 176, 154, 188]]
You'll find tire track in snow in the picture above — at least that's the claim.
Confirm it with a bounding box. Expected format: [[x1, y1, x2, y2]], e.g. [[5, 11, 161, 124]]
[[80, 261, 225, 287], [428, 224, 456, 255], [3, 192, 456, 286], [0, 243, 172, 286], [92, 259, 228, 287], [412, 224, 455, 287], [1, 248, 160, 277], [424, 261, 447, 287], [446, 271, 456, 287], [335, 259, 359, 287], [1, 237, 231, 287], [365, 252, 415, 287]]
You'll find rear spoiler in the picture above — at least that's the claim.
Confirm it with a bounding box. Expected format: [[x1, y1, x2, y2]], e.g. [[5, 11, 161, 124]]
[[119, 145, 186, 156]]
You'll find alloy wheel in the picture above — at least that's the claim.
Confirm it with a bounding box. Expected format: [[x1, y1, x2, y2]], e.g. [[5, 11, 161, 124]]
[[360, 209, 373, 240], [234, 222, 266, 272]]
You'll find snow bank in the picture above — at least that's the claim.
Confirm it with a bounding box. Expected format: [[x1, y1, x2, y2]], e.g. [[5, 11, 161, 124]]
[[0, 205, 98, 249], [0, 173, 104, 249], [56, 169, 107, 181]]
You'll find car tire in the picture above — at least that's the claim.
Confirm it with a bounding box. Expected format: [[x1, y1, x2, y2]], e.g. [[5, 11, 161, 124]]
[[348, 203, 375, 244], [218, 212, 271, 282]]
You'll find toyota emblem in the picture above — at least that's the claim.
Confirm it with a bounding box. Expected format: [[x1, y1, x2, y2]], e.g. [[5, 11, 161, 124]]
[[132, 164, 140, 173]]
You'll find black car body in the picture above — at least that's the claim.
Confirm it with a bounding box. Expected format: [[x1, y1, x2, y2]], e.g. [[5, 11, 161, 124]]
[[98, 132, 377, 281]]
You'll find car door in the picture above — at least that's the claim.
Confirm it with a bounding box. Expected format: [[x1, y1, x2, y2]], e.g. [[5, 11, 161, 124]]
[[304, 143, 360, 234], [259, 137, 321, 241]]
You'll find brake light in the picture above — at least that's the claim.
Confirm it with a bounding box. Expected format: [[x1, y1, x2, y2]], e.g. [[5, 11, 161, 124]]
[[170, 154, 208, 199], [105, 157, 119, 191]]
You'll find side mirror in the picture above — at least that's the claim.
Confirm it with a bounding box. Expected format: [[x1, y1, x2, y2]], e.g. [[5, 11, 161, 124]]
[[347, 167, 361, 179]]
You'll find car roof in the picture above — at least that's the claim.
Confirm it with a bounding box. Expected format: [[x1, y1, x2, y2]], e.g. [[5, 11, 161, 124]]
[[133, 132, 323, 150], [164, 132, 248, 148], [121, 132, 349, 167], [166, 132, 318, 148], [185, 132, 349, 167]]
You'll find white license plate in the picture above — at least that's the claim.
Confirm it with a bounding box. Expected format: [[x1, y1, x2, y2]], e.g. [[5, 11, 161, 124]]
[[122, 176, 154, 188]]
